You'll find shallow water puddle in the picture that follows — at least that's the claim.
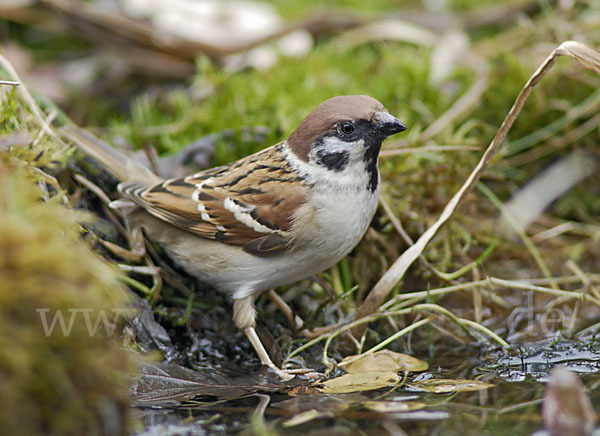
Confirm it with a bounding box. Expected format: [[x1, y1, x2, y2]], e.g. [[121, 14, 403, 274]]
[[483, 338, 600, 381], [132, 341, 600, 435]]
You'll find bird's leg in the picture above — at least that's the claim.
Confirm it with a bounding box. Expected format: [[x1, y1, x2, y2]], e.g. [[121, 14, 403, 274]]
[[234, 296, 300, 380], [243, 326, 294, 381], [234, 296, 319, 380]]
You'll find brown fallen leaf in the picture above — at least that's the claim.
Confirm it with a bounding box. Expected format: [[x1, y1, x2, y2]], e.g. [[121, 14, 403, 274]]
[[363, 400, 426, 413], [315, 372, 400, 394], [406, 378, 493, 393], [273, 392, 362, 415], [131, 362, 302, 406], [340, 349, 428, 374], [288, 385, 318, 396], [283, 409, 332, 427]]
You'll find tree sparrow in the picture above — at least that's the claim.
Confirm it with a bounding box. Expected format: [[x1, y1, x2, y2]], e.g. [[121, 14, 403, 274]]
[[65, 95, 406, 378]]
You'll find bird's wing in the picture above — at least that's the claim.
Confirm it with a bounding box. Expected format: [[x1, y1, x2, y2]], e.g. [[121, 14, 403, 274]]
[[119, 143, 309, 256]]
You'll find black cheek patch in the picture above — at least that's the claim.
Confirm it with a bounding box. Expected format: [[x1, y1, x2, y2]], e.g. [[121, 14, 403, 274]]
[[316, 149, 350, 172]]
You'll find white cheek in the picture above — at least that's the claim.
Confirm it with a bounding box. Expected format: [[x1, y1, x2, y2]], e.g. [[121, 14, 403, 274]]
[[283, 139, 372, 190], [313, 136, 365, 161]]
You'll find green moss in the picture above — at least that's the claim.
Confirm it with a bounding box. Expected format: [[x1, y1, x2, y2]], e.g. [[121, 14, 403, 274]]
[[263, 0, 413, 19], [0, 89, 133, 436], [263, 0, 510, 19], [115, 42, 446, 166]]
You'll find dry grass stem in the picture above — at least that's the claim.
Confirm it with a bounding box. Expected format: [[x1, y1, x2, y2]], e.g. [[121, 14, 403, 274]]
[[337, 18, 438, 48], [505, 87, 600, 157], [565, 260, 594, 333], [336, 318, 432, 368], [504, 110, 600, 167], [287, 300, 512, 369], [489, 277, 600, 306], [478, 182, 557, 288], [530, 222, 575, 243], [458, 319, 509, 348], [380, 145, 480, 157], [351, 40, 600, 341], [72, 174, 113, 205], [429, 322, 468, 345], [382, 274, 600, 317], [117, 264, 160, 275], [0, 52, 64, 147]]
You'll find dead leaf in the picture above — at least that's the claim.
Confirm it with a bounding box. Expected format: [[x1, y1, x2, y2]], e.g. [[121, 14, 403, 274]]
[[406, 378, 494, 393], [273, 393, 359, 415], [288, 385, 318, 396], [363, 400, 426, 413], [131, 362, 299, 406], [390, 410, 450, 421], [130, 297, 176, 357], [337, 18, 437, 48], [315, 372, 400, 394], [555, 40, 600, 75], [283, 409, 330, 427], [340, 350, 428, 374]]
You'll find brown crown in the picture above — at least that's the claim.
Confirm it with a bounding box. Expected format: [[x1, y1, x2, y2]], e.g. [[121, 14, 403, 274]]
[[287, 95, 386, 162]]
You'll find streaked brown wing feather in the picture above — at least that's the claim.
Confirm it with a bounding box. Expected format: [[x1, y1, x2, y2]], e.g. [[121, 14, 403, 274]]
[[118, 143, 307, 253]]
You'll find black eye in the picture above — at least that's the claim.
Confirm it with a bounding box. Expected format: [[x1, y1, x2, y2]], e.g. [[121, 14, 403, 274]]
[[337, 121, 355, 136]]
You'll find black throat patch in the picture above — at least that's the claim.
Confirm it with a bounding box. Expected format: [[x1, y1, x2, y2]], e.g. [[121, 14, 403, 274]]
[[363, 137, 382, 192]]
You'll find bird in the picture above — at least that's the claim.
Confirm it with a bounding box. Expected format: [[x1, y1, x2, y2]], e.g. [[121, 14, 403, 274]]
[[64, 95, 407, 378]]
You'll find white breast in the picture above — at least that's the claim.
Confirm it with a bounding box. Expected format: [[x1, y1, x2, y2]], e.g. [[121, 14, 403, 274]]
[[284, 140, 381, 262]]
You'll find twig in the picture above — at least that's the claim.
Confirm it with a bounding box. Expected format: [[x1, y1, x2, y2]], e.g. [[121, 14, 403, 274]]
[[0, 80, 19, 86], [335, 318, 432, 368], [565, 260, 594, 333]]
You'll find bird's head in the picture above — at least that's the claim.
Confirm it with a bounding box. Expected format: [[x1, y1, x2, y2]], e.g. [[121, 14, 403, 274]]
[[287, 95, 407, 191]]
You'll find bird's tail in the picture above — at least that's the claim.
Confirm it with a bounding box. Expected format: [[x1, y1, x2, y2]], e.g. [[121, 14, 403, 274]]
[[62, 126, 161, 184]]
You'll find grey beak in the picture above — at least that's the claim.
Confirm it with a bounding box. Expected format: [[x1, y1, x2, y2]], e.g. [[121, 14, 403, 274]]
[[375, 111, 407, 137]]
